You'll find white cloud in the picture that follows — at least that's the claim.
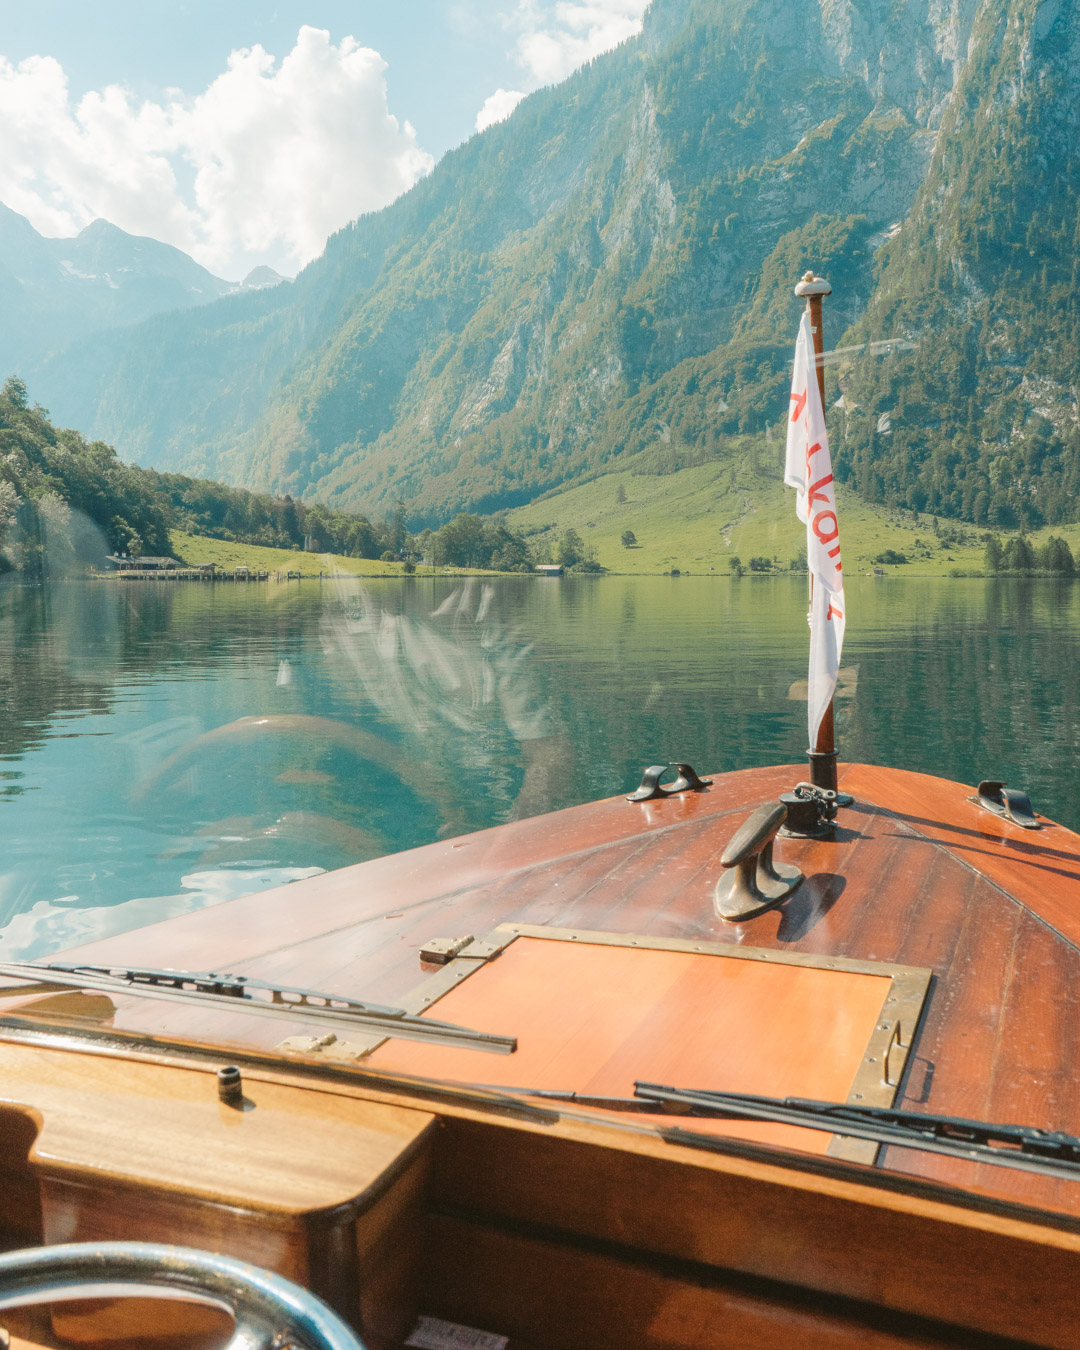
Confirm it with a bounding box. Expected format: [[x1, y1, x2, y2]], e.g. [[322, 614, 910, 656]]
[[516, 0, 648, 85], [0, 27, 434, 280], [475, 0, 648, 134], [476, 87, 527, 132]]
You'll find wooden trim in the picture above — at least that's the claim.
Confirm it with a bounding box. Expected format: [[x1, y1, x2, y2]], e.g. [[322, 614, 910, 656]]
[[428, 1116, 1080, 1348], [422, 1207, 1033, 1350], [0, 1020, 1077, 1245], [1, 1026, 1080, 1342]]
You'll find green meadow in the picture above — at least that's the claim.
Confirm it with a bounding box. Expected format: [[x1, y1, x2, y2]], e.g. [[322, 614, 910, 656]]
[[170, 464, 1080, 582], [507, 459, 1080, 577], [167, 530, 495, 576]]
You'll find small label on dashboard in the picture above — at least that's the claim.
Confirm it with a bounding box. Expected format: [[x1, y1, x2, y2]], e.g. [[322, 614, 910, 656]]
[[405, 1315, 509, 1349]]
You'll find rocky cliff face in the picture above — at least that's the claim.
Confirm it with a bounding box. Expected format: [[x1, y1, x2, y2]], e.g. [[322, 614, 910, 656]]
[[819, 0, 979, 124], [22, 0, 1080, 530], [838, 0, 1080, 526]]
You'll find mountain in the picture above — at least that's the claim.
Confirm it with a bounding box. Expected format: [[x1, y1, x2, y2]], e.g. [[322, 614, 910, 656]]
[[239, 265, 286, 290], [0, 208, 241, 377], [837, 0, 1080, 531], [19, 0, 1080, 530]]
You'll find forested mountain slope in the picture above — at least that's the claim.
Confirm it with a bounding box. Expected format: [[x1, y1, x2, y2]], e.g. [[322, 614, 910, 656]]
[[25, 0, 1080, 529], [838, 0, 1080, 529]]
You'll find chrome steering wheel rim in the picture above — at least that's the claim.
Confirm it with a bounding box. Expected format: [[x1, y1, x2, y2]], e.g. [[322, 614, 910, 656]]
[[0, 1241, 366, 1350]]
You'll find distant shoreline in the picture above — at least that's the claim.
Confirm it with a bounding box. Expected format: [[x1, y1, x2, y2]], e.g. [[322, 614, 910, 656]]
[[79, 567, 1075, 583]]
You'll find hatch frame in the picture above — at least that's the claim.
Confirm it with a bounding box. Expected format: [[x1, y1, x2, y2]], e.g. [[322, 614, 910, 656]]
[[354, 924, 932, 1164]]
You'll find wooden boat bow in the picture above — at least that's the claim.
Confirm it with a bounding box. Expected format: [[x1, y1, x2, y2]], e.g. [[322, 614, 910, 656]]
[[2, 760, 1080, 1348]]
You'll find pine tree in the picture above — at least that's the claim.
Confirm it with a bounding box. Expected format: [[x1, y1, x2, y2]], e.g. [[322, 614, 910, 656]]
[[1003, 537, 1036, 572]]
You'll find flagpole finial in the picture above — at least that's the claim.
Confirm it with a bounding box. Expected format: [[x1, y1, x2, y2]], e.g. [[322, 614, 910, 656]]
[[795, 272, 832, 297]]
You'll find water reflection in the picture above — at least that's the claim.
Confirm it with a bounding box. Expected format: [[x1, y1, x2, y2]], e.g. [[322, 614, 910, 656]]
[[0, 574, 1075, 958], [322, 580, 564, 826], [0, 866, 323, 961]]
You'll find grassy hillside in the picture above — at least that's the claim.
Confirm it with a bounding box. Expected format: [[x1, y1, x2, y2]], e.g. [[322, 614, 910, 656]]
[[167, 530, 493, 576], [507, 454, 1080, 576], [173, 467, 1080, 581]]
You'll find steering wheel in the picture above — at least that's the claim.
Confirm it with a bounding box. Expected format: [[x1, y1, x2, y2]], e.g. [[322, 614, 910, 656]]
[[0, 1242, 366, 1349]]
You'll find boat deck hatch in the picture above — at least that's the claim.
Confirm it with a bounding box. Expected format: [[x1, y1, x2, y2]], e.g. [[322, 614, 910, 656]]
[[366, 926, 931, 1163]]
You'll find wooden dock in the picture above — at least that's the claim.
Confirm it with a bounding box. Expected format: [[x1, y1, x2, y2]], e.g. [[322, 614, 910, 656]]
[[107, 568, 346, 582], [112, 568, 271, 581], [107, 567, 385, 582]]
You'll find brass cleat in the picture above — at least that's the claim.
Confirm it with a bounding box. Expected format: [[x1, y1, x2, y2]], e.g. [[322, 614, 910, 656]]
[[714, 801, 804, 922]]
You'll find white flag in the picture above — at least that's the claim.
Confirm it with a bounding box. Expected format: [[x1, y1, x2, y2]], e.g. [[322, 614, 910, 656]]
[[784, 312, 845, 747]]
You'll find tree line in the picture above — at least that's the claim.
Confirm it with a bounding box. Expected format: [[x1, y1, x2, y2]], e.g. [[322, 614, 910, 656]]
[[0, 379, 537, 574], [984, 534, 1076, 574], [0, 377, 172, 574]]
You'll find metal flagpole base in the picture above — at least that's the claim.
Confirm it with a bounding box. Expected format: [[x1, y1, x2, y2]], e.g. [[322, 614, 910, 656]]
[[806, 749, 853, 806], [807, 748, 836, 791]]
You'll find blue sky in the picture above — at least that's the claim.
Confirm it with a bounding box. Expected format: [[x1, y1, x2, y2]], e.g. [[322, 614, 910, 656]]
[[0, 1, 648, 278], [1, 2, 521, 161]]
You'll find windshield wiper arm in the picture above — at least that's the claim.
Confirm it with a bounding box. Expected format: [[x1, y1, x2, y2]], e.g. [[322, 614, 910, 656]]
[[0, 961, 516, 1056], [632, 1083, 1080, 1181]]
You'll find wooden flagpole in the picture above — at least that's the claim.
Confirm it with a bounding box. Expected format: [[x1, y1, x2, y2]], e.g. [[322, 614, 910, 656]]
[[794, 270, 838, 793]]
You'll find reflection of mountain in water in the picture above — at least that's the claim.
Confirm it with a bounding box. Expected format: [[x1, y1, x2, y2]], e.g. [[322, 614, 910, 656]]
[[839, 577, 1080, 799], [0, 580, 326, 778]]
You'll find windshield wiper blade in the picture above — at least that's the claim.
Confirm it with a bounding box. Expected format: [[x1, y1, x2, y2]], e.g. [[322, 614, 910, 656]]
[[633, 1083, 1080, 1181], [39, 962, 407, 1012], [0, 960, 516, 1056]]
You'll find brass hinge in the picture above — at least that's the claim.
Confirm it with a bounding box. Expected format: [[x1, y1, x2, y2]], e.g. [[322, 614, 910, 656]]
[[420, 935, 476, 964], [419, 935, 505, 964], [456, 938, 504, 960], [274, 1031, 378, 1060]]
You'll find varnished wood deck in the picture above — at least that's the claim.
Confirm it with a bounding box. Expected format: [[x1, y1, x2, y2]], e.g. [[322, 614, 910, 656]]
[[11, 760, 1080, 1218]]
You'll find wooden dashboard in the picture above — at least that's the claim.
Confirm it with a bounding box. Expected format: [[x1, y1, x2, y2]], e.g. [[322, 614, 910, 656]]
[[0, 1030, 1078, 1349]]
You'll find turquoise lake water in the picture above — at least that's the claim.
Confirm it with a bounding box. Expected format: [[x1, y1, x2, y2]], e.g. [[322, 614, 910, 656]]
[[0, 574, 1076, 959]]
